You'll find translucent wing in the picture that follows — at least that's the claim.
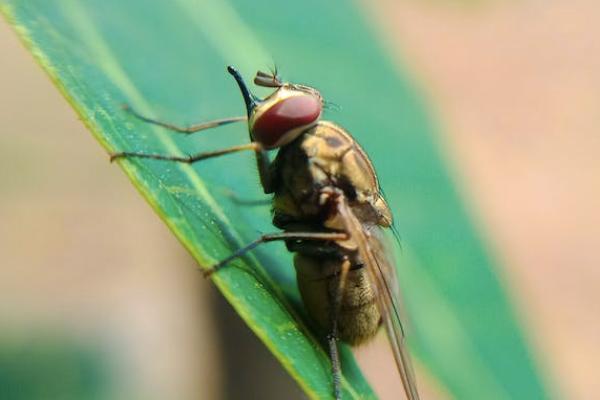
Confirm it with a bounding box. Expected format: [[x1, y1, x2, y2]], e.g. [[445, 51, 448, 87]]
[[336, 196, 420, 400]]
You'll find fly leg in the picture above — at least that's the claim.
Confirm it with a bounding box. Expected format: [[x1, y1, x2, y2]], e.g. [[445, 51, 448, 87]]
[[122, 104, 246, 134], [327, 257, 351, 400], [327, 321, 341, 400], [111, 142, 260, 163], [110, 141, 274, 193], [203, 231, 348, 277], [116, 105, 275, 192]]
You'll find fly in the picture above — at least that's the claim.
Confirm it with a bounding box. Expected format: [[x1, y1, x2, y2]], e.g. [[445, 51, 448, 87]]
[[111, 66, 420, 400]]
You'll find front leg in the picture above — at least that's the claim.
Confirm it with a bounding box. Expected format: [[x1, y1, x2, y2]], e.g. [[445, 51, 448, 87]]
[[122, 104, 246, 134], [111, 141, 275, 195]]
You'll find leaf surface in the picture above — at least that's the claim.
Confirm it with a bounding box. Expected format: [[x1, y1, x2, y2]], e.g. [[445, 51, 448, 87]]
[[1, 1, 550, 399]]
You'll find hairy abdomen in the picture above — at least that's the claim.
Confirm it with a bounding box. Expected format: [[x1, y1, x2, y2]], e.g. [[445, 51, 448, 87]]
[[294, 253, 381, 346]]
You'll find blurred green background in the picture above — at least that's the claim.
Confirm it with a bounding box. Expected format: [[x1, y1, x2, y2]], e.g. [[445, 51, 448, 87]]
[[1, 0, 599, 399]]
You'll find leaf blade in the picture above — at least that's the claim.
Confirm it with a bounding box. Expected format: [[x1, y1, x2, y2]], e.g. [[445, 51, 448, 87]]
[[1, 0, 552, 399]]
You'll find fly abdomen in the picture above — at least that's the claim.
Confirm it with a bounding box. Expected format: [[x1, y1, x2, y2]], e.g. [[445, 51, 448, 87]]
[[294, 253, 382, 346]]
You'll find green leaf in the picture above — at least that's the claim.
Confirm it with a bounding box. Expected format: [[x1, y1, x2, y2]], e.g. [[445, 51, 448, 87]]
[[1, 1, 551, 399]]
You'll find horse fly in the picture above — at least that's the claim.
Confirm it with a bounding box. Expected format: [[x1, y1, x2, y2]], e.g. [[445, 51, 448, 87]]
[[111, 66, 420, 400]]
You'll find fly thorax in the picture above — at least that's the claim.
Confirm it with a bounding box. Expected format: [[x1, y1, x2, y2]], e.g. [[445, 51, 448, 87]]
[[272, 121, 393, 229]]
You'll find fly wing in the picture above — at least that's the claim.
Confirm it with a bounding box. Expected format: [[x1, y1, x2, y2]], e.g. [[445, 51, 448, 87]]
[[336, 196, 420, 400]]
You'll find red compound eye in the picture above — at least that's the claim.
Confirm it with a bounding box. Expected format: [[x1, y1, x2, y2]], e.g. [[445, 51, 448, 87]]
[[252, 95, 321, 148]]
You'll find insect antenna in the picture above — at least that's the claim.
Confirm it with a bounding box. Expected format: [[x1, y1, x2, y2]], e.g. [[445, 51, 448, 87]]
[[253, 62, 282, 88], [269, 62, 280, 81]]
